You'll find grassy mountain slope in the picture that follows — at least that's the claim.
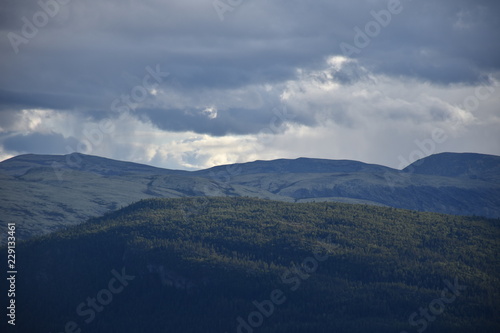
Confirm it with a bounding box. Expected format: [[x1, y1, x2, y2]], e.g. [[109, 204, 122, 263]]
[[3, 197, 499, 333], [226, 170, 499, 216], [0, 158, 219, 241]]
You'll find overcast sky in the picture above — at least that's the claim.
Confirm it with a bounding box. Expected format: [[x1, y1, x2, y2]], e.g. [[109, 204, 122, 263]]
[[0, 0, 499, 170]]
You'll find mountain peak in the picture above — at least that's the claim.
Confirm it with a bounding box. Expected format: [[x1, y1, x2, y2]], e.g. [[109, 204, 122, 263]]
[[404, 152, 500, 182], [194, 156, 393, 176], [0, 152, 188, 177]]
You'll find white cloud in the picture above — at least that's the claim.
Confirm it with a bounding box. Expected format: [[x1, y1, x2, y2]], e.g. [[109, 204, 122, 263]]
[[202, 107, 218, 119]]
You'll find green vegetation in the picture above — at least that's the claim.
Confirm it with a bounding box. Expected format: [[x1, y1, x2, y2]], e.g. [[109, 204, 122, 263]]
[[3, 197, 499, 332]]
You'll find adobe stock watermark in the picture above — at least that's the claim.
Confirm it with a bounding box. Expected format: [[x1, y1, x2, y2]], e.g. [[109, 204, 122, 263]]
[[384, 78, 497, 189], [49, 267, 135, 333], [400, 277, 466, 333], [212, 0, 247, 21], [397, 128, 448, 173], [110, 64, 170, 113], [51, 64, 169, 181], [235, 236, 338, 333], [7, 0, 73, 54], [179, 103, 296, 221], [206, 104, 296, 183], [383, 127, 447, 189], [340, 0, 409, 57], [457, 77, 496, 113]]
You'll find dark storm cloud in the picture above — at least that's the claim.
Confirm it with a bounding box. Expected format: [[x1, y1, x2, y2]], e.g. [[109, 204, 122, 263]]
[[0, 88, 109, 112], [136, 106, 295, 136], [0, 0, 499, 137], [349, 0, 500, 84], [2, 132, 80, 154]]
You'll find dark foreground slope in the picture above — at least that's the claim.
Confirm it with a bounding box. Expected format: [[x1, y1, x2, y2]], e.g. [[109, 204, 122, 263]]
[[3, 197, 499, 333]]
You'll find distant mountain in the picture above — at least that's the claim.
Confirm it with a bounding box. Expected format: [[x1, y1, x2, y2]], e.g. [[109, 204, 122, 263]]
[[0, 153, 217, 241], [0, 152, 189, 177], [4, 197, 499, 333], [404, 152, 500, 183], [194, 157, 393, 176], [0, 152, 499, 243]]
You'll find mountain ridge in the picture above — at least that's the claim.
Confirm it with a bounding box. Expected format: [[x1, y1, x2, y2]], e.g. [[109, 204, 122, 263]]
[[193, 156, 394, 177], [0, 152, 190, 177], [2, 151, 498, 179], [1, 152, 499, 243]]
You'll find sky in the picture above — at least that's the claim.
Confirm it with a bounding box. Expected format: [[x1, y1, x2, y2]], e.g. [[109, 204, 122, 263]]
[[0, 0, 499, 170]]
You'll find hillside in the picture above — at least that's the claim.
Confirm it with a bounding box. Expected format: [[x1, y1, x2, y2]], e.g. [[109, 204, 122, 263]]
[[3, 197, 499, 333], [0, 152, 190, 177], [0, 152, 499, 243], [404, 152, 500, 183]]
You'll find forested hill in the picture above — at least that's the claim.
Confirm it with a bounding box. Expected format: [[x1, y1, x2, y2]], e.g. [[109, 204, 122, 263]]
[[4, 197, 499, 333]]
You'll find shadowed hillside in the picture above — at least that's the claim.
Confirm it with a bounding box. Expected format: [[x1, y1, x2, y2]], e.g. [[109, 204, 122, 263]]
[[3, 197, 499, 333]]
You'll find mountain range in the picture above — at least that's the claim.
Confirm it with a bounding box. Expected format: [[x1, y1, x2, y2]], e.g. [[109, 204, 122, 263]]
[[0, 152, 499, 243]]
